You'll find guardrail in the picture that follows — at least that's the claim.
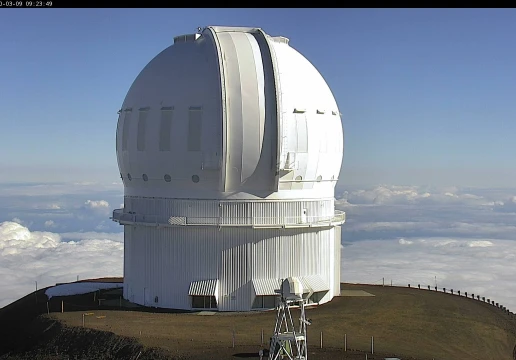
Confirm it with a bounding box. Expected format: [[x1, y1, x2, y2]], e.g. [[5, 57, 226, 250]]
[[368, 280, 514, 318], [111, 209, 345, 229]]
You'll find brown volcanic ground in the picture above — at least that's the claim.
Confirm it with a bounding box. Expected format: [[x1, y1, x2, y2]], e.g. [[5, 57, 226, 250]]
[[0, 279, 515, 360]]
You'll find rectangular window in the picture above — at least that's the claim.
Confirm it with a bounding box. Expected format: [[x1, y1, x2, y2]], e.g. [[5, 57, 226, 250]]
[[188, 107, 203, 151], [263, 295, 276, 308], [191, 295, 217, 309], [159, 107, 173, 151], [309, 291, 327, 303], [252, 295, 276, 309], [121, 109, 132, 151], [252, 296, 263, 309], [137, 108, 149, 151]]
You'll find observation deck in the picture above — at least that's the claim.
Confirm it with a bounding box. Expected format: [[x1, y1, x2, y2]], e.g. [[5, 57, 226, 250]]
[[111, 209, 345, 229]]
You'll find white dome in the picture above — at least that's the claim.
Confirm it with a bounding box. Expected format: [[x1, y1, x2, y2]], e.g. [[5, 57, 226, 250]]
[[114, 26, 345, 312], [116, 26, 343, 200]]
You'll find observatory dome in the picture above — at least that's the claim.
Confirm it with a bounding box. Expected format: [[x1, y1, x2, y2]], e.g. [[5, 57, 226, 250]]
[[116, 26, 343, 200], [113, 26, 345, 312]]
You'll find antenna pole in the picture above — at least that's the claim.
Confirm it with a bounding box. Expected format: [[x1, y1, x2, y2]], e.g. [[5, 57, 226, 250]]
[[268, 278, 309, 360]]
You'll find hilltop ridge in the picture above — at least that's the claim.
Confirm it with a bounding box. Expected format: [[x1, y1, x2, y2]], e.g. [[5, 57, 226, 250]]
[[0, 280, 515, 360]]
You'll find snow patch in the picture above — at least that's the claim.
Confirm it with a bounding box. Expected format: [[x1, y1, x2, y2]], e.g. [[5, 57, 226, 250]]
[[45, 282, 122, 299]]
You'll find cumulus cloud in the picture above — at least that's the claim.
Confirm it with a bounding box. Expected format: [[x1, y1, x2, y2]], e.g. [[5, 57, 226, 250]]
[[11, 217, 33, 228], [494, 196, 516, 213], [341, 237, 516, 311], [44, 220, 57, 228], [0, 221, 123, 308], [84, 200, 110, 209]]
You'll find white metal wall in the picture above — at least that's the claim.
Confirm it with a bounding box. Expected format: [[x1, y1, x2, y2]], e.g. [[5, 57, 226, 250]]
[[123, 224, 339, 311], [334, 225, 342, 296]]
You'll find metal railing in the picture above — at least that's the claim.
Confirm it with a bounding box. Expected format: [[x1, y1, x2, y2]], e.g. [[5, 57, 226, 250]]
[[111, 209, 345, 228]]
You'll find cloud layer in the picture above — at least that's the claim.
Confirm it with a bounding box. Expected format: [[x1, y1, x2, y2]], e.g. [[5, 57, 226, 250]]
[[337, 184, 516, 310], [0, 182, 123, 233], [1, 182, 516, 312], [0, 221, 123, 307], [341, 237, 516, 310]]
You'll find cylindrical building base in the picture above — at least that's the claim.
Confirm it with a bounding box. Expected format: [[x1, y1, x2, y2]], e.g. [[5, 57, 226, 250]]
[[123, 225, 341, 311]]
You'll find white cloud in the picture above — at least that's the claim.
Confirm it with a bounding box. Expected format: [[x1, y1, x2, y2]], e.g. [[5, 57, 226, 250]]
[[84, 200, 110, 209], [398, 238, 413, 245], [95, 221, 110, 231], [82, 199, 112, 218], [0, 221, 122, 308], [494, 196, 516, 213], [0, 222, 60, 254], [59, 231, 123, 243], [73, 182, 99, 186], [44, 220, 57, 228], [11, 217, 33, 228], [341, 237, 516, 311], [339, 185, 499, 206], [0, 182, 122, 233]]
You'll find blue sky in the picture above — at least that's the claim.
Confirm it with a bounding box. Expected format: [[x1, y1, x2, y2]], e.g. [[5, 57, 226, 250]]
[[1, 8, 516, 186]]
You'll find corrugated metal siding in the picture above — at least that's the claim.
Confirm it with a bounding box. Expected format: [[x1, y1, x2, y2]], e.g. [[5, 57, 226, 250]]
[[334, 225, 341, 296], [298, 275, 329, 293], [123, 224, 339, 311], [252, 278, 281, 295], [189, 279, 217, 295]]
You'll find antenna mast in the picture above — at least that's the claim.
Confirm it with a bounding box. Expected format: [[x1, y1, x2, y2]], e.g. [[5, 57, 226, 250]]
[[268, 278, 310, 360]]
